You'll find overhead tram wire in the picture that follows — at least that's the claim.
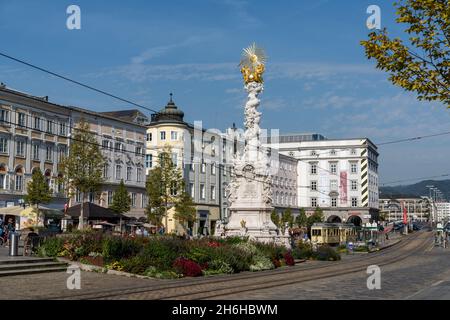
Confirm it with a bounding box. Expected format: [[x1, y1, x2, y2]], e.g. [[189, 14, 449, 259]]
[[0, 117, 145, 158], [2, 51, 450, 193], [2, 50, 450, 153], [1, 108, 143, 154]]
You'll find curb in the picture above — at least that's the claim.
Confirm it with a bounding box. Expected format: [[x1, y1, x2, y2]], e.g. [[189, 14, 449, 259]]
[[369, 239, 402, 253]]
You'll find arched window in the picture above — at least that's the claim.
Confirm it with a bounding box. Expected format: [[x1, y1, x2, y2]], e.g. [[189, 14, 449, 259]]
[[15, 166, 24, 191], [45, 169, 52, 186], [0, 164, 7, 190]]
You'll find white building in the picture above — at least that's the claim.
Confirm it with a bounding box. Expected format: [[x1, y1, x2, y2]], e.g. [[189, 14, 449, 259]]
[[436, 202, 450, 223], [267, 133, 379, 226]]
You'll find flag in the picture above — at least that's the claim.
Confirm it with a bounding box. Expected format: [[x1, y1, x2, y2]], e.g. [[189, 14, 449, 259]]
[[403, 204, 408, 225]]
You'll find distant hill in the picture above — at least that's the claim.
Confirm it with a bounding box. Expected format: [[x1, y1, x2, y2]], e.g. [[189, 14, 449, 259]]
[[379, 179, 450, 199]]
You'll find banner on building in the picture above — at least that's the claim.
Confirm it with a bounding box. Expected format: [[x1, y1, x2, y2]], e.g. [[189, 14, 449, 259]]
[[340, 171, 347, 205]]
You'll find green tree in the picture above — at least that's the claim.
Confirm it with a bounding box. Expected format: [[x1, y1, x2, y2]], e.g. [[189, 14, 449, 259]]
[[271, 210, 281, 229], [145, 146, 184, 233], [361, 0, 450, 108], [295, 208, 307, 228], [25, 168, 53, 224], [174, 190, 197, 234], [281, 208, 294, 232], [59, 118, 105, 230], [110, 180, 131, 214], [307, 207, 324, 230]]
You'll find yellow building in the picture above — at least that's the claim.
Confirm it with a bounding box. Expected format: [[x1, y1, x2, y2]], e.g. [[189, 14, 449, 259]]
[[145, 95, 230, 235]]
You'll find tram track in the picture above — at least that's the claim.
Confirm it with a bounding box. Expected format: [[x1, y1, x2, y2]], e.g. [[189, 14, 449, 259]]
[[49, 231, 430, 300]]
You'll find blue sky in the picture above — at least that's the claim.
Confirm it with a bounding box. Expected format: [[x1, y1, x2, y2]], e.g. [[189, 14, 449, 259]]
[[1, 0, 450, 185]]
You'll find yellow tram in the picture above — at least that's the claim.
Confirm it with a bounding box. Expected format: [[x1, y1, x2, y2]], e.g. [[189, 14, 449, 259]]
[[311, 223, 357, 245]]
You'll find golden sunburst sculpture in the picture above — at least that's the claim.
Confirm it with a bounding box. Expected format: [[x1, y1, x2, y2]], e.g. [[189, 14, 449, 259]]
[[239, 43, 267, 84]]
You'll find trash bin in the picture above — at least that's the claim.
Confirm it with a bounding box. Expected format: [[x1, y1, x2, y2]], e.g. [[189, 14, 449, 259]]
[[9, 232, 20, 256]]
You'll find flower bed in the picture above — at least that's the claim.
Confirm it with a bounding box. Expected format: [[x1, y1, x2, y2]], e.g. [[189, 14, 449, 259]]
[[38, 232, 296, 278]]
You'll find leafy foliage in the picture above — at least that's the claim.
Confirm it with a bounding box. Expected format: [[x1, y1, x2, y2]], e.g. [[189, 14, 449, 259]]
[[24, 168, 52, 207], [295, 208, 307, 228], [361, 0, 450, 107], [110, 179, 131, 214]]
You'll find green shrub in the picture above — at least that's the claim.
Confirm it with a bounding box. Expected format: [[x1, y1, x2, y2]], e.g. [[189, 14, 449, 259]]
[[144, 266, 182, 279], [38, 237, 65, 257], [102, 236, 142, 263], [250, 254, 274, 272], [312, 245, 341, 261], [121, 255, 152, 274], [292, 242, 313, 259], [141, 240, 179, 270], [206, 259, 234, 275]]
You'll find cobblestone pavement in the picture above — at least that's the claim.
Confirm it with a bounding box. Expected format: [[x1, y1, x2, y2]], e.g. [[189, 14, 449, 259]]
[[1, 231, 447, 300]]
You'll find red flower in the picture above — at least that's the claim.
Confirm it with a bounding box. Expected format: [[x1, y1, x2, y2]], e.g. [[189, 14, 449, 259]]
[[173, 258, 203, 277], [283, 252, 295, 266], [207, 241, 221, 247]]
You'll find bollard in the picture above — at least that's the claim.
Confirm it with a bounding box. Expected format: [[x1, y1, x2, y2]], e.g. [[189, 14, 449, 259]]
[[9, 232, 20, 256]]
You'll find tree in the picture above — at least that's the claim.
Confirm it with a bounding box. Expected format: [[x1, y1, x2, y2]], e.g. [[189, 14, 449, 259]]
[[307, 207, 324, 230], [361, 0, 450, 108], [145, 146, 184, 233], [25, 168, 52, 225], [271, 210, 280, 228], [110, 179, 131, 214], [146, 166, 165, 227], [281, 208, 294, 232], [174, 190, 197, 234], [295, 208, 307, 228], [59, 118, 105, 230]]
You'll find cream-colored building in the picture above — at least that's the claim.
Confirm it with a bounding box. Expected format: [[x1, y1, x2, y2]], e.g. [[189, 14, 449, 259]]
[[146, 96, 232, 235], [0, 84, 147, 218]]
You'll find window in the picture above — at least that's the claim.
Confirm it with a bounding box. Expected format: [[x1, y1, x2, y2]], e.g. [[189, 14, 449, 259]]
[[211, 186, 216, 200], [170, 181, 178, 196], [351, 180, 358, 191], [131, 193, 137, 207], [0, 174, 4, 189], [146, 133, 152, 142], [88, 191, 95, 203], [310, 181, 317, 191], [75, 189, 81, 203], [310, 163, 317, 175], [171, 131, 178, 140], [351, 163, 358, 174], [137, 168, 142, 183], [58, 146, 67, 162], [59, 123, 67, 136], [116, 165, 122, 179], [135, 146, 142, 155], [190, 183, 195, 198], [171, 153, 177, 166], [17, 113, 26, 127], [311, 197, 317, 207], [15, 175, 23, 191], [201, 162, 206, 173], [0, 109, 9, 123], [107, 191, 113, 205], [145, 154, 153, 168], [46, 120, 53, 134], [211, 164, 216, 175], [351, 197, 358, 207], [0, 137, 8, 153], [34, 117, 41, 130], [330, 180, 338, 191], [102, 140, 110, 149], [160, 131, 166, 140], [331, 197, 337, 207], [103, 164, 109, 179], [46, 145, 53, 162], [200, 184, 206, 200], [16, 140, 25, 157], [141, 194, 147, 208], [127, 166, 132, 181], [32, 143, 40, 160], [330, 162, 337, 174]]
